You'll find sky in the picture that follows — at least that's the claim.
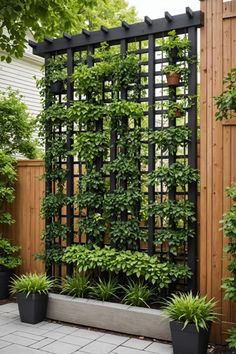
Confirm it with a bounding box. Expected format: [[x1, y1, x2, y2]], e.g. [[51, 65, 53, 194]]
[[127, 0, 200, 19]]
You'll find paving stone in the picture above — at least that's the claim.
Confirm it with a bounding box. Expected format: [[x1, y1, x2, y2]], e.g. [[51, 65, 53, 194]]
[[39, 322, 63, 331], [123, 338, 152, 350], [60, 334, 92, 347], [30, 337, 55, 349], [45, 330, 67, 340], [74, 328, 105, 340], [145, 342, 173, 354], [56, 325, 78, 335], [82, 341, 117, 354], [42, 340, 80, 354], [0, 333, 37, 346], [111, 347, 148, 354], [9, 324, 51, 336], [0, 340, 11, 349], [0, 344, 48, 354], [13, 331, 46, 341], [99, 333, 129, 345], [0, 304, 18, 312]]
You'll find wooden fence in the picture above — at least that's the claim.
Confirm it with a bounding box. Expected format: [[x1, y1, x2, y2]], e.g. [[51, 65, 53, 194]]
[[0, 160, 45, 274], [200, 0, 236, 343]]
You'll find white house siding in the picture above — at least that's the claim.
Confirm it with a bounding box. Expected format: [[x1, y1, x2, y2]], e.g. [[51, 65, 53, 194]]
[[0, 51, 43, 116]]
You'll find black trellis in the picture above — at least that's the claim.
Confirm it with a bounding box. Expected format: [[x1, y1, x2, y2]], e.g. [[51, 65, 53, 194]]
[[31, 9, 203, 293]]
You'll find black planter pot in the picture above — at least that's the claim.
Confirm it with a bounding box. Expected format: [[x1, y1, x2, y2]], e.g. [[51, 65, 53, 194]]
[[0, 270, 12, 300], [50, 80, 66, 95], [170, 320, 211, 354], [16, 292, 48, 324]]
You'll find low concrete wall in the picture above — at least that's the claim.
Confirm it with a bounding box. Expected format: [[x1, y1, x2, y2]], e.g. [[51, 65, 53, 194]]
[[47, 293, 171, 341]]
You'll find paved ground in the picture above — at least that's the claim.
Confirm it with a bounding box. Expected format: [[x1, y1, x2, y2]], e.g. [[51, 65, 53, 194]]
[[0, 303, 173, 354]]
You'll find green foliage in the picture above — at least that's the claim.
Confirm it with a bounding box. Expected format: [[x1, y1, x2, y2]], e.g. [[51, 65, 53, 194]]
[[72, 132, 109, 165], [61, 275, 91, 298], [226, 327, 236, 349], [105, 188, 142, 215], [78, 214, 106, 243], [163, 100, 187, 119], [215, 68, 236, 121], [90, 276, 119, 301], [0, 236, 22, 270], [68, 102, 107, 125], [41, 192, 69, 218], [163, 64, 190, 84], [62, 245, 191, 287], [42, 223, 69, 241], [159, 30, 191, 59], [0, 90, 37, 158], [110, 218, 147, 250], [148, 200, 196, 225], [162, 292, 217, 332], [148, 162, 199, 189], [103, 155, 140, 180], [10, 273, 55, 297], [149, 127, 191, 154], [155, 229, 195, 256], [221, 184, 236, 301], [35, 245, 64, 269], [121, 280, 154, 307]]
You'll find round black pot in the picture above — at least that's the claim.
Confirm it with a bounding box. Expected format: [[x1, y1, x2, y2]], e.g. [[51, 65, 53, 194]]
[[0, 270, 12, 300], [16, 292, 48, 324], [170, 320, 211, 354]]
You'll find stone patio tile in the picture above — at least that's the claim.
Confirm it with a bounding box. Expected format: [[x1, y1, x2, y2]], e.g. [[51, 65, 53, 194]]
[[44, 330, 67, 340], [145, 342, 173, 354], [56, 325, 78, 335], [38, 322, 63, 331], [0, 303, 18, 313], [99, 333, 129, 345], [13, 331, 46, 341], [0, 344, 48, 354], [42, 340, 80, 354], [74, 328, 105, 340], [0, 340, 11, 349], [0, 333, 37, 346], [123, 338, 152, 350], [82, 341, 117, 354], [10, 324, 51, 336], [60, 334, 92, 347], [30, 337, 55, 349], [111, 347, 147, 354]]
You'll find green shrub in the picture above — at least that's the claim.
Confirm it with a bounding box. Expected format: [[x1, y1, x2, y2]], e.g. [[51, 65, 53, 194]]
[[10, 273, 55, 297], [121, 280, 154, 307], [90, 276, 119, 301], [0, 236, 22, 270], [61, 275, 91, 298]]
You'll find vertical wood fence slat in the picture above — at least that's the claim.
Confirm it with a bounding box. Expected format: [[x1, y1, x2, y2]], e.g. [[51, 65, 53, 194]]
[[200, 0, 236, 344]]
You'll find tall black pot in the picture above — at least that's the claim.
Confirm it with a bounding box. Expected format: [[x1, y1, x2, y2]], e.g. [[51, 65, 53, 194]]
[[170, 320, 211, 354], [16, 292, 48, 324], [0, 270, 12, 300]]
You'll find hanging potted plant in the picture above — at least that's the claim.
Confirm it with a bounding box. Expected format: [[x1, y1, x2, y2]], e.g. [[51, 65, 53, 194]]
[[162, 292, 217, 354], [159, 30, 191, 60], [163, 64, 190, 87], [10, 273, 55, 324], [0, 236, 21, 300], [44, 57, 67, 95]]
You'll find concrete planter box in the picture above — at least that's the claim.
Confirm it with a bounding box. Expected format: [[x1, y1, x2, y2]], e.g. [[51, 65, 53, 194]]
[[47, 293, 171, 341]]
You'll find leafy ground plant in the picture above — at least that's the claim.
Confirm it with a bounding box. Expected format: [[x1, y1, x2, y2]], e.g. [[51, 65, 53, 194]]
[[10, 273, 55, 297], [61, 275, 90, 298], [162, 292, 217, 331], [121, 280, 154, 307], [90, 276, 120, 301], [0, 236, 22, 271]]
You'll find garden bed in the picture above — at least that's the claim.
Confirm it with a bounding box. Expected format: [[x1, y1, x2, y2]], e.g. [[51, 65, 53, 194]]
[[46, 293, 171, 341]]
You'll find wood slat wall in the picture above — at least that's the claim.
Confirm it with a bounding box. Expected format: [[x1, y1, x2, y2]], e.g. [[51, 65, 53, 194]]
[[0, 160, 45, 274], [200, 0, 236, 344]]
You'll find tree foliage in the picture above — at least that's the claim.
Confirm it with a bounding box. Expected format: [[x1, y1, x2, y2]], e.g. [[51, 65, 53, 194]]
[[0, 0, 138, 62]]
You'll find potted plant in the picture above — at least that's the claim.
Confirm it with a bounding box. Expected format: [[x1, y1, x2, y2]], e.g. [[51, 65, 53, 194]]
[[226, 328, 236, 354], [0, 236, 21, 300], [10, 273, 55, 324], [159, 30, 191, 59], [163, 64, 190, 87], [45, 57, 67, 95], [162, 292, 217, 354]]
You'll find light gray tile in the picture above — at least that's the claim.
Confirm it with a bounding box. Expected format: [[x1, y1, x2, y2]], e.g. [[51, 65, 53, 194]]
[[13, 331, 45, 341], [30, 337, 55, 349], [99, 333, 129, 345], [0, 333, 37, 346], [39, 322, 63, 331], [82, 341, 117, 354], [45, 331, 67, 340], [111, 347, 146, 354], [0, 340, 11, 349], [56, 326, 78, 335], [123, 338, 152, 350], [42, 340, 79, 354], [0, 304, 18, 312], [145, 342, 173, 354], [74, 328, 104, 340], [0, 344, 48, 353], [60, 334, 92, 347]]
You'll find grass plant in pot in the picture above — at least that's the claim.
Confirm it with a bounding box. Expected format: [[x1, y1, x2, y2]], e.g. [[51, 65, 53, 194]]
[[0, 236, 21, 300], [162, 292, 217, 354], [10, 273, 55, 324]]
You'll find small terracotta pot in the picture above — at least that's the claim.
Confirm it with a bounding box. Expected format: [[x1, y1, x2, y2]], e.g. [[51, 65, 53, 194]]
[[166, 72, 181, 86], [175, 109, 183, 118]]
